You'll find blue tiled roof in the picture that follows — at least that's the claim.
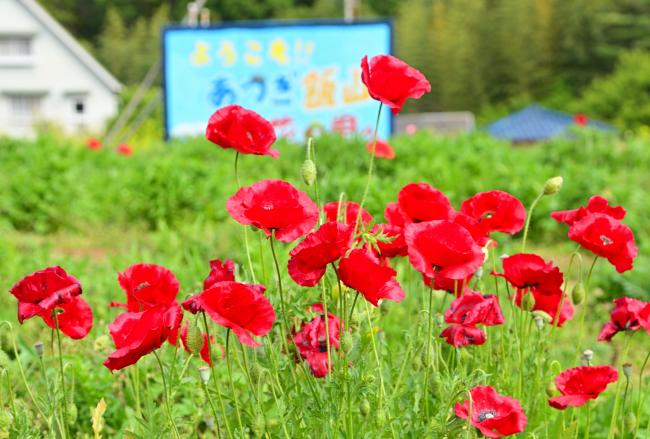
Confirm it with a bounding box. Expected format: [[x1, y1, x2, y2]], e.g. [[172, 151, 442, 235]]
[[486, 104, 615, 142]]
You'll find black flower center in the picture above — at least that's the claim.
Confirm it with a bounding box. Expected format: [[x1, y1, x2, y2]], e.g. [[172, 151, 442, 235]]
[[600, 235, 613, 246], [478, 410, 497, 422], [318, 336, 328, 353]]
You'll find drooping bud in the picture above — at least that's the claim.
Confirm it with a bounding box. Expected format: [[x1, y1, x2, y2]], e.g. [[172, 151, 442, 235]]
[[581, 349, 594, 366], [543, 176, 563, 195], [571, 282, 586, 305], [67, 402, 78, 425], [623, 363, 633, 378], [93, 335, 110, 352], [550, 360, 562, 375], [360, 399, 370, 417], [301, 159, 317, 186], [198, 366, 211, 384], [33, 341, 44, 358], [532, 310, 553, 323], [625, 412, 637, 432], [545, 382, 558, 397], [522, 292, 536, 311], [340, 332, 353, 354], [186, 321, 204, 355]]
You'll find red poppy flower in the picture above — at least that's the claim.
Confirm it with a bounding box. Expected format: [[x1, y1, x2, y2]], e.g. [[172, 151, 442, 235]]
[[384, 201, 410, 228], [551, 195, 626, 226], [227, 179, 319, 242], [398, 183, 453, 223], [10, 266, 83, 322], [445, 293, 505, 326], [455, 386, 527, 438], [182, 281, 275, 347], [323, 200, 373, 226], [366, 139, 395, 159], [180, 321, 216, 365], [104, 304, 182, 371], [450, 211, 491, 247], [337, 248, 405, 306], [112, 263, 180, 312], [37, 296, 94, 340], [204, 259, 236, 290], [422, 272, 474, 296], [567, 213, 637, 273], [370, 224, 407, 258], [460, 190, 526, 235], [493, 254, 564, 296], [85, 137, 101, 150], [598, 297, 649, 342], [548, 366, 618, 410], [292, 304, 341, 378], [574, 114, 588, 126], [288, 222, 353, 287], [117, 144, 132, 156], [361, 55, 431, 114], [405, 220, 484, 280], [205, 105, 278, 158], [516, 289, 575, 327], [440, 324, 486, 347]]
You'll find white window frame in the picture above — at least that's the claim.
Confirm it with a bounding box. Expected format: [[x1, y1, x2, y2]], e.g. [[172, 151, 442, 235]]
[[0, 34, 34, 67]]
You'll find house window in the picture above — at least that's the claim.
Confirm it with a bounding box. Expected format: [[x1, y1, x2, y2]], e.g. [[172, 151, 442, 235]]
[[0, 36, 32, 56], [9, 95, 42, 120], [74, 97, 85, 114]]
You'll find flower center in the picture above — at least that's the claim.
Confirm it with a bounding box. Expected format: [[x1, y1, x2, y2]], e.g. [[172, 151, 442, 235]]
[[480, 211, 495, 221], [600, 235, 613, 245], [134, 282, 150, 292], [478, 410, 497, 422], [318, 336, 328, 353]]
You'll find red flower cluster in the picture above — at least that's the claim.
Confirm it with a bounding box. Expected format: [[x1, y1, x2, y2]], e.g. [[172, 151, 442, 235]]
[[206, 104, 278, 158], [338, 249, 405, 306], [292, 304, 341, 377], [440, 292, 504, 347], [494, 254, 574, 326], [117, 143, 132, 156], [10, 266, 93, 340], [104, 264, 182, 371], [227, 179, 319, 242], [455, 386, 527, 438], [85, 137, 102, 150], [361, 55, 431, 114], [598, 297, 650, 341], [552, 196, 637, 272], [548, 366, 618, 409]]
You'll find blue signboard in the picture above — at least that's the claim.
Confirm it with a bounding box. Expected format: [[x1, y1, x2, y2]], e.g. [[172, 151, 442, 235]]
[[162, 19, 392, 142]]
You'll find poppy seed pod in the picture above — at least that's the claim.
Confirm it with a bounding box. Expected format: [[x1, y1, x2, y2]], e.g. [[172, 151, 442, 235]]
[[301, 159, 317, 186], [571, 282, 586, 305], [623, 363, 633, 378], [185, 321, 204, 355], [534, 315, 545, 330], [33, 341, 44, 358], [360, 399, 370, 417], [625, 412, 637, 431], [198, 366, 211, 384], [522, 292, 536, 311], [581, 350, 594, 366], [543, 176, 563, 195], [340, 332, 353, 354]]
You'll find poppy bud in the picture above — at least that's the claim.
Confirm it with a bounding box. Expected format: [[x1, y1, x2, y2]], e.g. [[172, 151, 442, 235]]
[[581, 350, 593, 366], [360, 399, 370, 417], [266, 418, 280, 430], [545, 382, 558, 397], [412, 354, 423, 371], [340, 332, 353, 354], [301, 159, 317, 186], [543, 176, 563, 195], [376, 408, 386, 426], [198, 366, 211, 384], [186, 321, 204, 355], [532, 310, 553, 323], [522, 292, 535, 311], [623, 363, 633, 378], [94, 335, 110, 352], [67, 402, 78, 425], [550, 360, 562, 376], [434, 313, 445, 327], [33, 341, 44, 358], [625, 412, 637, 432], [252, 414, 265, 437], [571, 282, 586, 305]]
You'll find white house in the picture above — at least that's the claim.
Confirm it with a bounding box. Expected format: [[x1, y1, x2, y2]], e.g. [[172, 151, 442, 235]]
[[0, 0, 121, 137]]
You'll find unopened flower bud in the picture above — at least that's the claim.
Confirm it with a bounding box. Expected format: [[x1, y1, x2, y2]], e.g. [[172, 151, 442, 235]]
[[582, 350, 593, 365], [623, 363, 633, 378], [198, 366, 211, 384], [545, 382, 558, 397], [266, 418, 280, 430], [340, 332, 353, 354], [94, 335, 110, 352], [67, 402, 78, 424], [434, 313, 445, 327], [186, 321, 204, 355], [571, 282, 586, 305], [543, 176, 563, 195], [532, 310, 553, 323], [360, 399, 370, 417], [252, 414, 265, 437], [550, 360, 562, 375], [412, 354, 423, 371], [534, 315, 545, 330], [625, 412, 637, 432], [33, 341, 44, 358], [300, 159, 317, 186], [362, 373, 376, 385], [522, 292, 536, 311], [376, 408, 386, 426]]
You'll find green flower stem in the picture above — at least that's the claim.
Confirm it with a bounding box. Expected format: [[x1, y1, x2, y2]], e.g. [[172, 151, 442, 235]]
[[53, 314, 69, 439], [234, 152, 258, 284], [607, 334, 633, 439], [423, 286, 434, 420], [152, 350, 180, 439], [268, 233, 295, 365], [635, 349, 650, 433], [363, 301, 387, 426], [200, 377, 222, 439], [225, 330, 245, 437], [521, 191, 544, 252], [576, 257, 598, 355], [354, 103, 383, 235]]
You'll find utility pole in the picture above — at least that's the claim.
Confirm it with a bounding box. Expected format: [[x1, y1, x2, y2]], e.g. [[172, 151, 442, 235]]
[[343, 0, 356, 22]]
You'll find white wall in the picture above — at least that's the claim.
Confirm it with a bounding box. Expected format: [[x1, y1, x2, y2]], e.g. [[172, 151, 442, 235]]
[[0, 0, 118, 137]]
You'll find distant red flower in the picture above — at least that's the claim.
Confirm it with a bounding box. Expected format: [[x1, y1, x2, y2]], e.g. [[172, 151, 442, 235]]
[[85, 137, 102, 150], [292, 304, 341, 378], [203, 259, 236, 289], [205, 105, 278, 158], [440, 324, 486, 347], [405, 220, 484, 280], [549, 366, 618, 410], [370, 224, 407, 258], [323, 200, 373, 226], [460, 190, 526, 236], [598, 297, 649, 342], [551, 195, 626, 226], [180, 321, 215, 365], [117, 144, 132, 156], [104, 304, 182, 371], [338, 248, 405, 306], [422, 271, 474, 296], [182, 281, 275, 347], [398, 183, 453, 223], [567, 213, 637, 273], [288, 222, 353, 287], [384, 202, 410, 228], [112, 263, 180, 312], [455, 386, 527, 438], [361, 54, 431, 114], [227, 179, 319, 242], [574, 114, 588, 126], [493, 254, 564, 296], [445, 293, 505, 326], [366, 139, 395, 159]]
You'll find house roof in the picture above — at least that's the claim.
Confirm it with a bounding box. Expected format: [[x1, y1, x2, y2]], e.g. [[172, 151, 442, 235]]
[[486, 104, 615, 142], [17, 0, 122, 93]]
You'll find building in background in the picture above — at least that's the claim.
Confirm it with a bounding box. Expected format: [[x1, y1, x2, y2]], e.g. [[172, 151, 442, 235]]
[[0, 0, 121, 137]]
